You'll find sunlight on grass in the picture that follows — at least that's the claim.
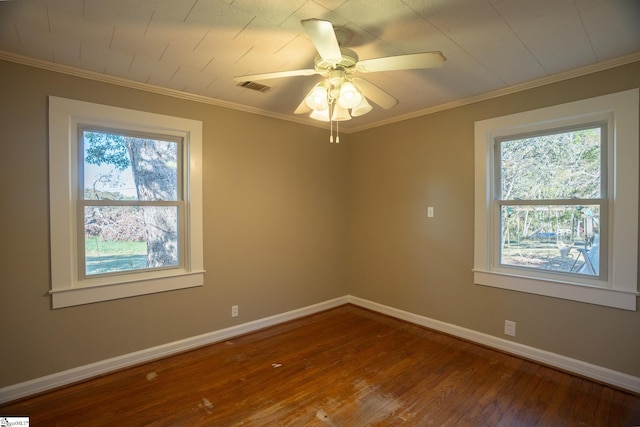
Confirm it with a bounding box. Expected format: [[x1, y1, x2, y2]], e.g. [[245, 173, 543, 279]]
[[85, 237, 147, 275]]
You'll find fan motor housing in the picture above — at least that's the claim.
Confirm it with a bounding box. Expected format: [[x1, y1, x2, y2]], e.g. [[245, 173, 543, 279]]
[[315, 48, 358, 72]]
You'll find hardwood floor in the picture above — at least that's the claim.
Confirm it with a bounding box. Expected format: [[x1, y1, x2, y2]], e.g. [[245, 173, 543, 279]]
[[2, 305, 639, 426]]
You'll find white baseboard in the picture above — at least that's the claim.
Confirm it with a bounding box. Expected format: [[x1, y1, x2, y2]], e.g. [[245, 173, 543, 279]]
[[347, 296, 640, 394], [2, 294, 638, 404], [0, 296, 349, 404]]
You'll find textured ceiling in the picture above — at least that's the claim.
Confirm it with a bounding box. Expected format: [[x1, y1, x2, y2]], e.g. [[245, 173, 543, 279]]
[[1, 0, 639, 131]]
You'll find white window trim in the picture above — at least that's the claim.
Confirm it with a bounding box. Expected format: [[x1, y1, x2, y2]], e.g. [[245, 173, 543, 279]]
[[474, 89, 639, 311], [49, 96, 204, 308]]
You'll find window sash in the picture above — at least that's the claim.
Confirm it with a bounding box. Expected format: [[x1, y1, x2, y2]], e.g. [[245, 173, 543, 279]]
[[79, 126, 184, 202], [495, 123, 606, 200], [78, 200, 186, 279], [492, 198, 608, 281]]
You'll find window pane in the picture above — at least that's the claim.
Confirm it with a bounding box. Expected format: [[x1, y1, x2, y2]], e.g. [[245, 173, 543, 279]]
[[83, 130, 179, 201], [500, 204, 600, 276], [84, 206, 179, 276], [499, 127, 602, 200]]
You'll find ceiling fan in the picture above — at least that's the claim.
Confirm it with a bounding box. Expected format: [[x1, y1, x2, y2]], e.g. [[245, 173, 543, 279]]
[[234, 19, 446, 139]]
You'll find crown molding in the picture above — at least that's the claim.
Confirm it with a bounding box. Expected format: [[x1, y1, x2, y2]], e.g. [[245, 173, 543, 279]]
[[2, 50, 639, 135], [0, 50, 329, 131], [348, 51, 640, 133]]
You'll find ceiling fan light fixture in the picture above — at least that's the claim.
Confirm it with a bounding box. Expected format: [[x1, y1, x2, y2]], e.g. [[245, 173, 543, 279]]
[[337, 81, 362, 109], [233, 18, 446, 142], [305, 84, 329, 111], [351, 96, 373, 117]]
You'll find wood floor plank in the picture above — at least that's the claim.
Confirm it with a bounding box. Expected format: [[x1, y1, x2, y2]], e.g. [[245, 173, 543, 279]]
[[2, 305, 639, 426]]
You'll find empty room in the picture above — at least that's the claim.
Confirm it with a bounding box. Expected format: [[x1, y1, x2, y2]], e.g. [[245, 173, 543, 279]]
[[1, 0, 639, 425]]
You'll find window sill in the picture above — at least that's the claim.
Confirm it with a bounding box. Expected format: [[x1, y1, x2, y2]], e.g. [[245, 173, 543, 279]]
[[473, 269, 637, 311], [50, 270, 205, 309]]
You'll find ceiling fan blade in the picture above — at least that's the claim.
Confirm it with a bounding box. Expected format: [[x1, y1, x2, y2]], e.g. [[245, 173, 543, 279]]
[[301, 19, 342, 63], [351, 77, 398, 109], [356, 51, 446, 73], [233, 69, 318, 82]]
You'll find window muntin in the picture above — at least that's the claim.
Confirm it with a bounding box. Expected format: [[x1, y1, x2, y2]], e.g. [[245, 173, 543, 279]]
[[494, 125, 606, 279], [80, 128, 183, 277]]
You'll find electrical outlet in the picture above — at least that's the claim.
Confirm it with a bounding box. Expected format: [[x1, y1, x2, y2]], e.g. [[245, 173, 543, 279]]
[[504, 320, 516, 337], [231, 305, 238, 317]]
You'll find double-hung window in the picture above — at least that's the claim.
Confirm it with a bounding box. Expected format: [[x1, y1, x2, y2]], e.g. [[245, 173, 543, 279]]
[[474, 89, 638, 310], [80, 127, 183, 277], [49, 97, 204, 308], [495, 124, 606, 278]]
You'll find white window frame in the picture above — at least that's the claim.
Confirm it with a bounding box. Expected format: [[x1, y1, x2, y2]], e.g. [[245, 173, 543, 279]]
[[49, 96, 204, 309], [474, 89, 639, 311]]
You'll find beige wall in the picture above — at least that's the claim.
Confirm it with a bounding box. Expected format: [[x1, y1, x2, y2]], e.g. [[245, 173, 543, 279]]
[[0, 60, 349, 387], [348, 61, 640, 377], [1, 58, 639, 389]]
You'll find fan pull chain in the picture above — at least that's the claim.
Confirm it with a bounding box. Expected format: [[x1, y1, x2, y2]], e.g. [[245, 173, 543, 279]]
[[329, 103, 334, 143], [336, 117, 340, 143]]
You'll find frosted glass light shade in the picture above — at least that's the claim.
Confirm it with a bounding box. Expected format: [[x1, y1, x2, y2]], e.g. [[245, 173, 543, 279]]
[[351, 96, 372, 117], [331, 104, 352, 121], [337, 82, 362, 109], [310, 108, 330, 121], [305, 84, 329, 111]]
